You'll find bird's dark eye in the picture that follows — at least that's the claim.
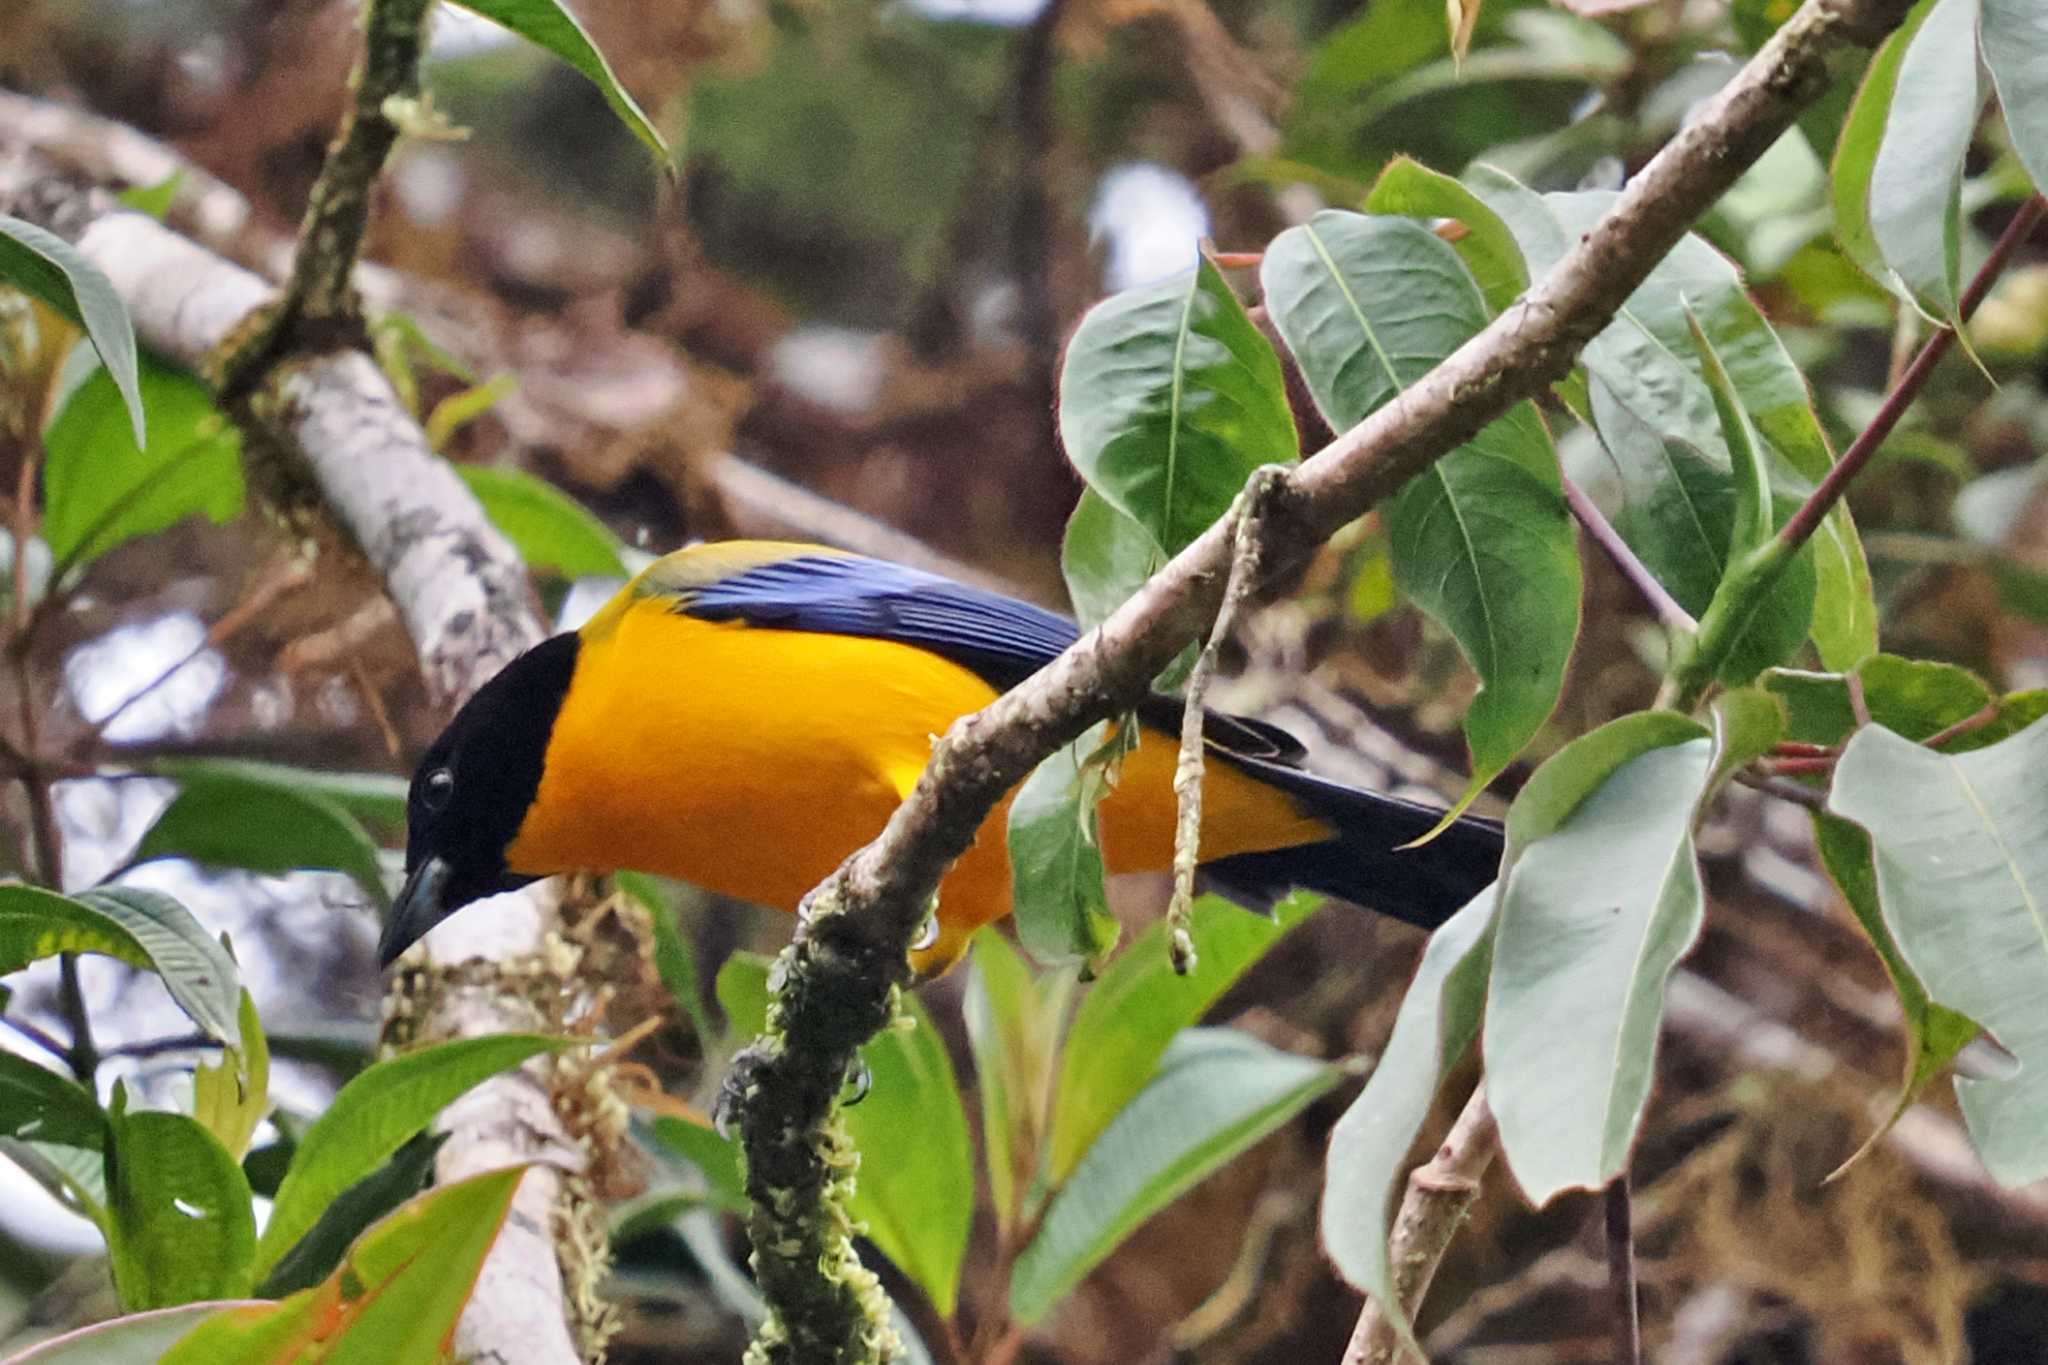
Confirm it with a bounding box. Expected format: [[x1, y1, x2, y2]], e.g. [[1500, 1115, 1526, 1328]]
[[421, 767, 455, 813]]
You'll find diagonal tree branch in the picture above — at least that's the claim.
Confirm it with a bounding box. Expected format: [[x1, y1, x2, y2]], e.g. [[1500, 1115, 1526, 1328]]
[[720, 0, 1922, 1358]]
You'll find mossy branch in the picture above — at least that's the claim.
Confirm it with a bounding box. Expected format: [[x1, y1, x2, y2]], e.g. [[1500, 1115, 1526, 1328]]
[[721, 0, 1925, 1358]]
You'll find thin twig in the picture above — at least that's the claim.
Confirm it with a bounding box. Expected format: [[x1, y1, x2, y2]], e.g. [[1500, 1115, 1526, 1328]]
[[1563, 474, 1697, 634], [0, 1012, 71, 1065], [1733, 769, 1827, 810], [1169, 467, 1286, 974], [1605, 1175, 1642, 1365], [1343, 1086, 1500, 1364]]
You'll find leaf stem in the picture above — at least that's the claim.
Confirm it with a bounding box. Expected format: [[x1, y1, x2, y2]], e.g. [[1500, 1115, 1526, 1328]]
[[1668, 196, 2044, 710], [1562, 474, 1697, 634], [1604, 1175, 1641, 1365]]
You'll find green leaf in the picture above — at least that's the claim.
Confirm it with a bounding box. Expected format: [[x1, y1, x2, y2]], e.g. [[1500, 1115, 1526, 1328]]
[[1048, 893, 1319, 1184], [1007, 729, 1121, 970], [1262, 210, 1578, 828], [965, 929, 1068, 1230], [105, 1092, 257, 1309], [619, 872, 717, 1045], [1320, 891, 1495, 1354], [1830, 0, 1940, 286], [650, 1117, 747, 1215], [1686, 307, 1772, 560], [164, 1166, 524, 1365], [0, 214, 145, 445], [255, 1133, 445, 1298], [1058, 256, 1297, 556], [1762, 654, 1994, 746], [843, 992, 974, 1316], [1811, 814, 1978, 1176], [41, 350, 242, 570], [2, 1134, 109, 1226], [0, 882, 155, 975], [124, 765, 391, 910], [1864, 0, 1983, 319], [254, 1033, 582, 1275], [149, 759, 409, 831], [117, 172, 186, 220], [69, 887, 242, 1049], [452, 0, 669, 162], [1487, 694, 1779, 1203], [0, 1051, 106, 1149], [193, 990, 269, 1160], [1363, 156, 1529, 315], [1829, 718, 2048, 1185], [1061, 489, 1160, 632], [455, 464, 625, 580], [5, 1302, 266, 1364], [1984, 0, 2048, 202], [715, 950, 772, 1041], [1010, 1028, 1345, 1325]]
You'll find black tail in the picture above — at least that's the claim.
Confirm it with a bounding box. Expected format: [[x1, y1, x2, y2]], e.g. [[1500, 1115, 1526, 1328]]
[[1199, 752, 1504, 933]]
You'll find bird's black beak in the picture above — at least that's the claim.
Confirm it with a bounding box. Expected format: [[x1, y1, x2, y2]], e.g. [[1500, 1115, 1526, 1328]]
[[380, 855, 451, 967]]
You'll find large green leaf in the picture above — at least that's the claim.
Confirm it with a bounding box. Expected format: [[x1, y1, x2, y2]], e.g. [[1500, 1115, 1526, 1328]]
[[965, 929, 1068, 1230], [650, 1117, 747, 1215], [41, 350, 243, 571], [150, 758, 409, 830], [255, 1134, 445, 1298], [844, 991, 974, 1316], [0, 214, 144, 445], [1363, 157, 1529, 315], [254, 1033, 582, 1275], [1011, 1028, 1344, 1324], [1057, 256, 1297, 556], [6, 1302, 267, 1364], [1830, 718, 2048, 1185], [456, 464, 626, 580], [452, 0, 668, 161], [1320, 890, 1495, 1353], [2, 1133, 109, 1227], [1762, 654, 1995, 746], [1474, 170, 1871, 669], [1864, 0, 1983, 319], [105, 1093, 257, 1309], [164, 1166, 523, 1365], [0, 1051, 106, 1149], [1830, 0, 1943, 287], [1261, 211, 1578, 824], [1984, 0, 2048, 200], [618, 872, 716, 1045], [1048, 893, 1319, 1184], [1060, 489, 1160, 632], [124, 765, 391, 910], [77, 888, 243, 1047], [1486, 695, 1779, 1203], [1006, 728, 1121, 969]]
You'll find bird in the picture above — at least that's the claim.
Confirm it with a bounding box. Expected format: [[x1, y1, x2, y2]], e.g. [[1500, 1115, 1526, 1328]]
[[382, 539, 1504, 975]]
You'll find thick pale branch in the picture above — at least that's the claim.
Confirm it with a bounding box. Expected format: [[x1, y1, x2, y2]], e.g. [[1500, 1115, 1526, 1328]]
[[726, 0, 1920, 1358]]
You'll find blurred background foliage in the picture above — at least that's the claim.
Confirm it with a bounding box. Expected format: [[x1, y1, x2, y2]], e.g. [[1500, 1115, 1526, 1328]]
[[4, 0, 2048, 1360]]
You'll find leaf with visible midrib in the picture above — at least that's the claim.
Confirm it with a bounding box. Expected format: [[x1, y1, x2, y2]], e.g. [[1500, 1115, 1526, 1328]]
[[1830, 718, 2048, 1185], [105, 1099, 257, 1309], [1058, 256, 1297, 557], [1260, 210, 1578, 829], [0, 214, 145, 445], [453, 0, 669, 162], [1983, 0, 2048, 207]]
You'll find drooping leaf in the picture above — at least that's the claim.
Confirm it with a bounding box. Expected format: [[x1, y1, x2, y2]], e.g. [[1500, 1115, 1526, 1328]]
[[0, 1051, 106, 1149], [1811, 814, 1978, 1175], [1048, 893, 1320, 1184], [0, 213, 144, 444], [619, 872, 717, 1046], [1011, 1029, 1345, 1325], [842, 992, 974, 1316], [149, 758, 409, 831], [41, 350, 242, 571], [456, 464, 626, 580], [1984, 0, 2048, 201], [1486, 695, 1779, 1203], [650, 1117, 747, 1215], [59, 887, 241, 1049], [1007, 726, 1121, 970], [1363, 155, 1529, 314], [965, 929, 1069, 1230], [254, 1033, 582, 1275], [1829, 718, 2048, 1185], [1320, 891, 1495, 1354], [163, 1166, 523, 1365], [255, 1133, 446, 1298], [1864, 0, 1983, 319], [1061, 488, 1160, 632], [124, 765, 391, 910], [452, 0, 669, 161], [5, 1302, 267, 1364], [1058, 256, 1297, 556], [1830, 0, 1943, 287], [1261, 211, 1578, 827], [193, 990, 269, 1160], [105, 1091, 257, 1309]]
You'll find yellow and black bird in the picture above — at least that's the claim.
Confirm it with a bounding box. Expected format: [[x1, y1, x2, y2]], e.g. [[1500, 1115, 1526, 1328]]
[[382, 540, 1503, 975]]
